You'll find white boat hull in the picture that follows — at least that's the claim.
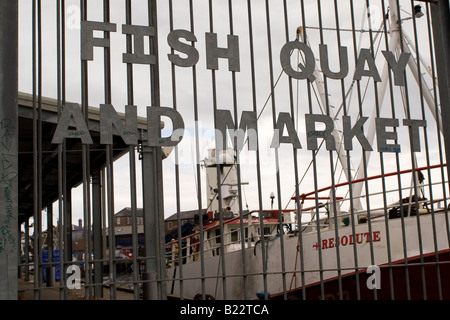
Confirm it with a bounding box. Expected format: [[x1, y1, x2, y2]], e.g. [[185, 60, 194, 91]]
[[167, 211, 450, 300]]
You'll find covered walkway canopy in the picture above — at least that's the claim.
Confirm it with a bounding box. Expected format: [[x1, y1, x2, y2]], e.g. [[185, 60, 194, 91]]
[[17, 92, 148, 225]]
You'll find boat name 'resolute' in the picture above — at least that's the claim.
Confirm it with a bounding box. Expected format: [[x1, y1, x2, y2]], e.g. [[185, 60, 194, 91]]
[[313, 230, 381, 251]]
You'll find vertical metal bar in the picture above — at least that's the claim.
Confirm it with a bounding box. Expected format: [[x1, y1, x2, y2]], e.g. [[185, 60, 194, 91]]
[[430, 0, 450, 194], [364, 0, 388, 300], [129, 150, 139, 300], [56, 0, 66, 300], [103, 0, 112, 103], [61, 0, 66, 106], [264, 0, 287, 300], [394, 0, 427, 300], [152, 0, 167, 301], [188, 0, 206, 299], [32, 0, 38, 299], [92, 169, 103, 299], [167, 0, 184, 300], [101, 168, 107, 280], [32, 0, 41, 300], [429, 0, 450, 300], [383, 0, 411, 299], [299, 0, 325, 299], [316, 0, 343, 299], [124, 0, 140, 301], [101, 0, 116, 301], [282, 0, 307, 300], [254, 0, 270, 300], [378, 0, 396, 300], [99, 0, 118, 282], [426, 2, 450, 264], [82, 60, 92, 297], [37, 0, 44, 300], [335, 0, 367, 300], [142, 145, 159, 300], [410, 0, 442, 300], [58, 146, 65, 299], [227, 0, 248, 301], [349, 0, 386, 300], [348, 0, 363, 299], [84, 152, 92, 300], [142, 0, 166, 300], [60, 0, 69, 300], [63, 187, 72, 300], [332, 0, 361, 300], [141, 147, 167, 300], [368, 0, 394, 300], [80, 0, 92, 300], [208, 0, 228, 300], [389, 0, 413, 300], [0, 0, 18, 300], [246, 0, 268, 300], [105, 148, 117, 299], [287, 3, 306, 301]]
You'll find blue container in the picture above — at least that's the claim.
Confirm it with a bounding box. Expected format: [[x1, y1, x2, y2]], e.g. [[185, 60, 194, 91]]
[[42, 249, 61, 282]]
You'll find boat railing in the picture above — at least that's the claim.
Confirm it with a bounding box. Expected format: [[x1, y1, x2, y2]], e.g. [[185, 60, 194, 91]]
[[165, 210, 295, 267], [165, 229, 241, 267], [295, 163, 448, 232], [165, 164, 448, 267]]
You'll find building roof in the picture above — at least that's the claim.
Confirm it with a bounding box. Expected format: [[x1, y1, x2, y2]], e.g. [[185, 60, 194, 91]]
[[165, 209, 206, 222], [114, 207, 206, 221], [17, 92, 147, 224], [115, 207, 144, 217]]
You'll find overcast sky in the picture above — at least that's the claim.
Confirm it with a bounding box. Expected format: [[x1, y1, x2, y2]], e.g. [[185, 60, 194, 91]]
[[17, 0, 444, 229]]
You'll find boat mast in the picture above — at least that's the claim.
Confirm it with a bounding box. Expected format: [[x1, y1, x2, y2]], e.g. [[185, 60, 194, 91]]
[[351, 0, 439, 211], [204, 148, 243, 217], [350, 0, 402, 211], [297, 29, 352, 190]]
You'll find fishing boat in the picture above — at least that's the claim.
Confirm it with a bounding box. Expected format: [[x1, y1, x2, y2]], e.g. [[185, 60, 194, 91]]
[[164, 1, 450, 300], [165, 146, 449, 300]]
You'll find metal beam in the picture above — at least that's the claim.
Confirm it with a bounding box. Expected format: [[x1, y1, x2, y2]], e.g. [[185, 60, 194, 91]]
[[142, 0, 166, 300], [92, 168, 103, 299], [141, 145, 160, 300], [0, 0, 18, 300]]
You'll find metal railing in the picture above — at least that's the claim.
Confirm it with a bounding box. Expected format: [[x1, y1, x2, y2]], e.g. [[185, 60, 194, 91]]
[[8, 0, 450, 301]]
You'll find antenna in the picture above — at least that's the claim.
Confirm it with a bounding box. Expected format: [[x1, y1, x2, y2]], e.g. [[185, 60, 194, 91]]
[[270, 192, 275, 210]]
